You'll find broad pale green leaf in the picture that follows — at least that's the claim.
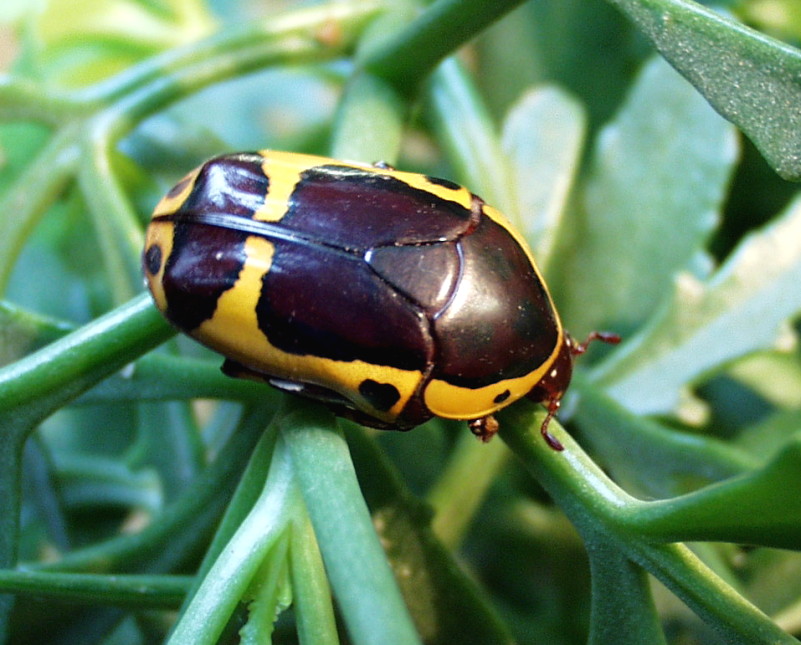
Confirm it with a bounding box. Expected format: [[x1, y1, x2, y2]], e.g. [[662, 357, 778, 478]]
[[558, 56, 737, 336], [501, 85, 586, 272], [728, 351, 801, 409], [608, 0, 801, 180], [594, 193, 801, 415]]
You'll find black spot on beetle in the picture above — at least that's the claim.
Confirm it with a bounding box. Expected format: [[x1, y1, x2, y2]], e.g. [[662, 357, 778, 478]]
[[425, 175, 461, 191], [493, 389, 511, 404], [165, 174, 192, 198], [144, 244, 163, 276], [358, 379, 401, 412]]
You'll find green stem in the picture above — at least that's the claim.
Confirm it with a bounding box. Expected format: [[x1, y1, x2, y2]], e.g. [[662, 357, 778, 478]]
[[168, 430, 296, 645], [0, 571, 191, 608], [426, 431, 508, 549], [426, 58, 515, 236], [289, 509, 338, 645], [178, 418, 279, 610], [330, 72, 407, 163], [0, 76, 83, 124], [280, 403, 422, 645], [74, 354, 271, 405], [0, 294, 174, 429], [365, 0, 528, 96], [78, 135, 146, 302], [634, 542, 797, 644], [0, 433, 24, 643], [572, 371, 758, 494], [499, 400, 795, 644], [84, 1, 386, 106], [0, 127, 81, 295]]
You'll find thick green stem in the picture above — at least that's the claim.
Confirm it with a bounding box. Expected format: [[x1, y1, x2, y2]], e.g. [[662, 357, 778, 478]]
[[0, 433, 24, 643], [364, 0, 528, 95], [280, 404, 421, 645]]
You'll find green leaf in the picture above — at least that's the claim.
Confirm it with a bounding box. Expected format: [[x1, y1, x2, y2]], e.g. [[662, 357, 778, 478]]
[[594, 193, 801, 416], [632, 436, 801, 548], [608, 0, 801, 180], [557, 55, 738, 336], [573, 374, 756, 498], [501, 85, 586, 271]]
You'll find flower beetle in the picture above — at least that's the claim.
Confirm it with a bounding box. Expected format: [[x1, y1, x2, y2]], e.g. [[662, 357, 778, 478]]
[[143, 150, 618, 449]]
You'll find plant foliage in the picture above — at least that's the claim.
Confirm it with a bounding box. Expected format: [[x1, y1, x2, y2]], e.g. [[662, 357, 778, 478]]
[[0, 0, 800, 643]]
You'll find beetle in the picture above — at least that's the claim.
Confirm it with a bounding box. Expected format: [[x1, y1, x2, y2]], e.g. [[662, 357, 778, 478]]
[[143, 150, 618, 450]]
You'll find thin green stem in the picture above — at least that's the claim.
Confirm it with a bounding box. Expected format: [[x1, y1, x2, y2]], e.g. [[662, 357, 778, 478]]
[[0, 127, 81, 294], [74, 354, 271, 405], [500, 400, 795, 644], [168, 431, 298, 645], [364, 0, 527, 95], [426, 58, 516, 238], [83, 2, 385, 106], [0, 76, 84, 124], [178, 417, 279, 610], [0, 571, 191, 608], [330, 72, 407, 163], [571, 371, 758, 497], [0, 433, 24, 643], [79, 130, 146, 302], [289, 509, 338, 645], [0, 294, 174, 428], [427, 431, 508, 549], [634, 542, 797, 644]]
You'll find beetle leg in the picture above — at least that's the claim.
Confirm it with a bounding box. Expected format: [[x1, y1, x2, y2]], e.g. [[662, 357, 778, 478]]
[[540, 397, 565, 451], [468, 415, 500, 442], [570, 331, 621, 356]]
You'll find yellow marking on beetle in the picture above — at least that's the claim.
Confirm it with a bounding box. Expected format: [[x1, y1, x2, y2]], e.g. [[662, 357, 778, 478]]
[[253, 151, 304, 222], [422, 329, 564, 419], [194, 233, 423, 422], [143, 220, 175, 314], [387, 170, 474, 211], [253, 150, 475, 221]]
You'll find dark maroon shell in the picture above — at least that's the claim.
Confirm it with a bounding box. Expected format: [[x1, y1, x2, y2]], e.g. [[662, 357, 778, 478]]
[[151, 152, 561, 427]]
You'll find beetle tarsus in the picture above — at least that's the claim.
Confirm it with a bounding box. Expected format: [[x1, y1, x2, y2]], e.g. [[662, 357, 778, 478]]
[[540, 398, 565, 451], [468, 415, 499, 442]]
